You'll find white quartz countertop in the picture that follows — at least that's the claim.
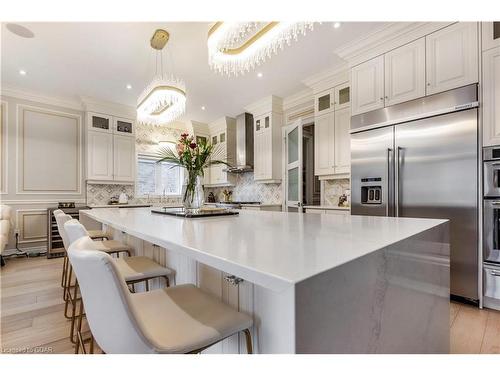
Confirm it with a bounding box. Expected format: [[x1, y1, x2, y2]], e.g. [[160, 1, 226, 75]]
[[204, 203, 282, 208], [81, 208, 447, 291], [303, 205, 350, 210]]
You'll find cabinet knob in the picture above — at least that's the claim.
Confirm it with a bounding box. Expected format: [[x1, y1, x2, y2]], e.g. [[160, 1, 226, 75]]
[[427, 83, 431, 86], [224, 275, 244, 285], [380, 97, 384, 101], [385, 96, 388, 99]]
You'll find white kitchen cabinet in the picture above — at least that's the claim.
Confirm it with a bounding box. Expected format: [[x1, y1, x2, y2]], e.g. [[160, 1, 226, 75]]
[[314, 88, 335, 115], [334, 107, 351, 174], [113, 134, 136, 182], [87, 131, 113, 181], [314, 112, 335, 176], [482, 46, 500, 146], [254, 113, 282, 182], [384, 38, 426, 106], [87, 112, 113, 133], [113, 116, 135, 137], [482, 22, 500, 51], [334, 82, 351, 111], [204, 117, 236, 187], [426, 22, 478, 95], [351, 55, 384, 115]]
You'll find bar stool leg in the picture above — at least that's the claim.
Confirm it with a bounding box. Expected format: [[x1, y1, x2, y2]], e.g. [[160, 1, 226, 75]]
[[243, 329, 253, 354]]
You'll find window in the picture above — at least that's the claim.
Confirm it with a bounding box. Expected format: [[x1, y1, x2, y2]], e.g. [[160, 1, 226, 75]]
[[136, 156, 183, 196]]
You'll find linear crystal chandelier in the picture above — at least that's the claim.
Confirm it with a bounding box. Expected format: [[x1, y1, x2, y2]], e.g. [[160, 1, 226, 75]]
[[137, 29, 186, 126], [207, 22, 314, 76]]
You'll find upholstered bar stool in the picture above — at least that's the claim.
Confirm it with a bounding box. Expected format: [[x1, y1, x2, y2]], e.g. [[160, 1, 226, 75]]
[[53, 209, 112, 292], [68, 236, 253, 354], [63, 219, 174, 347]]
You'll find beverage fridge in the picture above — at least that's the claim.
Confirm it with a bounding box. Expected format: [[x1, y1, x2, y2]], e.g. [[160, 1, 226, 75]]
[[350, 84, 479, 301]]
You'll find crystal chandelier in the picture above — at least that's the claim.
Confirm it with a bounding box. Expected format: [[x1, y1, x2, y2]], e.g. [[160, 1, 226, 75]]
[[207, 22, 314, 76], [137, 29, 186, 126]]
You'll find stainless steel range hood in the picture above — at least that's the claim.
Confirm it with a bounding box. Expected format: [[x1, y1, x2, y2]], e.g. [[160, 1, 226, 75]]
[[226, 113, 254, 173]]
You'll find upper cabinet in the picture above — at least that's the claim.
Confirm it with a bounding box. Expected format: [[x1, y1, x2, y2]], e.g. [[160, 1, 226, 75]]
[[254, 112, 282, 182], [86, 111, 136, 184], [426, 22, 478, 95], [482, 22, 500, 51], [314, 88, 334, 116], [204, 117, 236, 187], [482, 46, 500, 146], [351, 23, 479, 116], [351, 55, 384, 116], [384, 38, 426, 106]]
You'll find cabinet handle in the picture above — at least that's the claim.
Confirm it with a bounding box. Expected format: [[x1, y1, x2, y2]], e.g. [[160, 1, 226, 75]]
[[427, 83, 431, 86], [490, 271, 500, 277], [224, 275, 244, 285], [385, 96, 388, 99], [380, 97, 384, 101]]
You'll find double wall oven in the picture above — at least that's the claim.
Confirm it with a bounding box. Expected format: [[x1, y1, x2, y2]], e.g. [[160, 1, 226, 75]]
[[483, 147, 500, 309]]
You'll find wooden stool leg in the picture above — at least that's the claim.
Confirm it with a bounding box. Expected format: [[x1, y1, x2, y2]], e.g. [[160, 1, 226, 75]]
[[145, 280, 149, 292], [61, 255, 68, 288], [69, 281, 80, 344]]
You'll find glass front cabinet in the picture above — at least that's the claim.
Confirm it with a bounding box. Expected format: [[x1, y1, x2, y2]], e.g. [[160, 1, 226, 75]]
[[483, 22, 500, 51], [314, 82, 350, 116]]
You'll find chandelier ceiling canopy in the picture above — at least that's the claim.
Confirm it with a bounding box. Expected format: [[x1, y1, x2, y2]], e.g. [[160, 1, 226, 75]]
[[137, 29, 186, 126], [207, 22, 314, 76]]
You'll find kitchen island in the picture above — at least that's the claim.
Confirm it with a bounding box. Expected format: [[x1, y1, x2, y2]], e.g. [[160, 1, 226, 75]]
[[81, 207, 450, 354]]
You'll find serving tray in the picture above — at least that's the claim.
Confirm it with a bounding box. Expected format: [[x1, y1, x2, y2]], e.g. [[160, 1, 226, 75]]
[[151, 207, 239, 218]]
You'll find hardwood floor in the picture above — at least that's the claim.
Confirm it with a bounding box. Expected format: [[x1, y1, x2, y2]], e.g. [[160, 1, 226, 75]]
[[2, 256, 500, 354]]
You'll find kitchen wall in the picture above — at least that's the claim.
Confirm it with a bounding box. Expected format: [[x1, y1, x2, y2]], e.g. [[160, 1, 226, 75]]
[[323, 178, 350, 206], [204, 172, 282, 204], [0, 93, 86, 251]]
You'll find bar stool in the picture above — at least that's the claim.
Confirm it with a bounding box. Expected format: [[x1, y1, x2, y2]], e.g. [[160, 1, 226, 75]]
[[53, 210, 112, 294], [63, 219, 174, 348], [68, 236, 253, 354]]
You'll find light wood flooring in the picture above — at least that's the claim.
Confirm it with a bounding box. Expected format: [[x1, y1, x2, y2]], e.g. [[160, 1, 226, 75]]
[[1, 256, 500, 354]]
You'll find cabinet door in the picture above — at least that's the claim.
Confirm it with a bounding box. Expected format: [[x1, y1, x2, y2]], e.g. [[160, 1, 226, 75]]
[[314, 88, 335, 115], [113, 135, 136, 181], [483, 46, 500, 146], [351, 55, 384, 115], [87, 131, 113, 180], [384, 38, 426, 106], [334, 82, 350, 111], [482, 22, 500, 51], [87, 112, 112, 133], [334, 107, 351, 174], [314, 113, 335, 176], [426, 22, 478, 95], [263, 128, 273, 179], [113, 117, 135, 137]]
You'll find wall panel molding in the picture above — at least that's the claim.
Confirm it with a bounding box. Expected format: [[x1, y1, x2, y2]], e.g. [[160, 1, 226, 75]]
[[16, 208, 48, 244], [16, 104, 82, 195], [0, 100, 8, 194]]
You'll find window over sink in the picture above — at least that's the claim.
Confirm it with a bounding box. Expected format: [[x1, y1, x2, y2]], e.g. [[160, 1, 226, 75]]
[[136, 155, 183, 197]]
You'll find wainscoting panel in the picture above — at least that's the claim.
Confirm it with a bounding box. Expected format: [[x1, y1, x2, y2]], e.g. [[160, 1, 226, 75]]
[[17, 105, 82, 194], [17, 209, 47, 244], [0, 101, 8, 194]]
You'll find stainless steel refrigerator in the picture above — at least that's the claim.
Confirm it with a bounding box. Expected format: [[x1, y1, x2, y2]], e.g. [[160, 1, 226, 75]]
[[351, 84, 479, 301]]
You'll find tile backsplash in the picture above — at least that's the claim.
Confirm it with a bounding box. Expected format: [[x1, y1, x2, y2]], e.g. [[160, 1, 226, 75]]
[[204, 172, 282, 204], [86, 183, 183, 206], [323, 179, 350, 206]]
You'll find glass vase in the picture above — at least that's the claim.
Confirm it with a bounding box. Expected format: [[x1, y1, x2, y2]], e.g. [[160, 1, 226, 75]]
[[182, 174, 204, 211]]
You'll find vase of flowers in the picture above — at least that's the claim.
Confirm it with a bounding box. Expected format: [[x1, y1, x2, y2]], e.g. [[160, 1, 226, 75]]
[[157, 133, 229, 211]]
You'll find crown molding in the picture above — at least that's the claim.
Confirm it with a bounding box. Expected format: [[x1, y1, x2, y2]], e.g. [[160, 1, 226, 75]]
[[283, 88, 314, 112], [335, 22, 455, 67], [80, 95, 136, 119], [244, 95, 283, 116], [302, 64, 350, 94], [0, 84, 83, 111]]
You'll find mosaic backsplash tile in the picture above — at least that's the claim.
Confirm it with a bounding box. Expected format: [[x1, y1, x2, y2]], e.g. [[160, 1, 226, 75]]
[[204, 172, 282, 204], [323, 178, 351, 206], [86, 183, 182, 206]]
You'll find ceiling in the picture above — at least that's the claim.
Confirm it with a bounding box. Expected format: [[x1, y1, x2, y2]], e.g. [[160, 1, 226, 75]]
[[1, 22, 387, 124]]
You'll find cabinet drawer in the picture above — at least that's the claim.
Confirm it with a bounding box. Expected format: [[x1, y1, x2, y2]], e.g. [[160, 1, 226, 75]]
[[484, 264, 500, 300]]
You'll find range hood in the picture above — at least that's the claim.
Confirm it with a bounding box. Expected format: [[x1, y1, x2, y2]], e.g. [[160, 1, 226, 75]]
[[226, 113, 254, 173]]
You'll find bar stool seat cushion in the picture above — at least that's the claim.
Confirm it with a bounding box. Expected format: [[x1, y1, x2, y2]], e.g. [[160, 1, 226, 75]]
[[87, 229, 109, 239], [93, 240, 132, 254], [131, 284, 252, 353], [115, 256, 174, 282]]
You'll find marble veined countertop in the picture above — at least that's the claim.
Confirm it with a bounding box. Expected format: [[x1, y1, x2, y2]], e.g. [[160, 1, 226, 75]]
[[81, 207, 447, 291]]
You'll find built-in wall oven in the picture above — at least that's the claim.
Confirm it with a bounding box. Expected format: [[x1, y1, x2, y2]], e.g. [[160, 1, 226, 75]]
[[483, 146, 500, 309]]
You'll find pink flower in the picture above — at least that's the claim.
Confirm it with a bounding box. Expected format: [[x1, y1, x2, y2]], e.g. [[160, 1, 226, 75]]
[[189, 142, 197, 150], [176, 143, 185, 155]]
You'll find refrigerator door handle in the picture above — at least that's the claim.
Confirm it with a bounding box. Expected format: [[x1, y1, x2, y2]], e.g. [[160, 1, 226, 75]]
[[386, 148, 393, 216], [395, 146, 402, 217]]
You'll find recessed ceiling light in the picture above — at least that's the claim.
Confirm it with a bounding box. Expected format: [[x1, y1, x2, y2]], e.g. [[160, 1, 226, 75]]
[[201, 106, 206, 111], [257, 72, 263, 78], [126, 84, 132, 90], [19, 69, 27, 76], [6, 23, 35, 38], [333, 22, 341, 29]]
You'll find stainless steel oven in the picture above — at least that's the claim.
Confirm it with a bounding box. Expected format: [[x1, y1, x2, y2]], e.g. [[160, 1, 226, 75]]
[[483, 200, 500, 264], [483, 146, 500, 197]]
